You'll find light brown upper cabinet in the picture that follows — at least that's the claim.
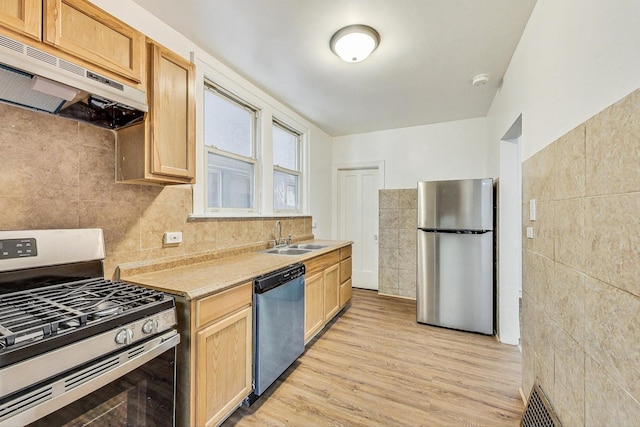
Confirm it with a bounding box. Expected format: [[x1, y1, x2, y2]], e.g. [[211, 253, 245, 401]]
[[117, 40, 195, 185], [43, 0, 144, 84], [147, 41, 195, 181], [0, 0, 41, 40]]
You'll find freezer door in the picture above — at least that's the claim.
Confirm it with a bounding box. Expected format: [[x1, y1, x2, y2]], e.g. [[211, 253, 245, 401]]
[[417, 178, 493, 231], [416, 230, 494, 334]]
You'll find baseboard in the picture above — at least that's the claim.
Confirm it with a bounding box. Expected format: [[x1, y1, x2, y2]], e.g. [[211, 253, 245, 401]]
[[519, 387, 527, 405], [376, 291, 416, 301]]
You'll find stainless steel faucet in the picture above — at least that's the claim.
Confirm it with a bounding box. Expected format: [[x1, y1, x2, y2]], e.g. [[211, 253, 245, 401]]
[[274, 220, 283, 246]]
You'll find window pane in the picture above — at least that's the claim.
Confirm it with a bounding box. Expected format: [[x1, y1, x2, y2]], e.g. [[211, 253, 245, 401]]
[[273, 124, 298, 170], [273, 170, 299, 210], [204, 89, 252, 157], [207, 152, 254, 209]]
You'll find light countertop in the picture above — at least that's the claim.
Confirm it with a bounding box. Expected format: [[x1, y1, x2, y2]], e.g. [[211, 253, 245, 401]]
[[119, 240, 352, 300]]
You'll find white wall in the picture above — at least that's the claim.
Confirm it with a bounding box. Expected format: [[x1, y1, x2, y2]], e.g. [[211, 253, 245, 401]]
[[498, 136, 522, 346], [308, 127, 333, 239], [487, 0, 640, 165], [88, 0, 334, 233], [487, 0, 640, 347], [333, 117, 490, 190]]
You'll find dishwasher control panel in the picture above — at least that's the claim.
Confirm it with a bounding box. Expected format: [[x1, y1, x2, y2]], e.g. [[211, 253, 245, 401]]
[[253, 263, 305, 293]]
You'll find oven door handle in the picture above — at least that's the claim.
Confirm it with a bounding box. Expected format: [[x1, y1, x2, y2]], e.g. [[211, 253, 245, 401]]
[[0, 330, 180, 427]]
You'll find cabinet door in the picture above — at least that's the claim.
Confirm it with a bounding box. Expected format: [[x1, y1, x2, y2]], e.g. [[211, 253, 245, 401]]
[[43, 0, 144, 83], [147, 41, 195, 181], [0, 0, 41, 40], [196, 306, 252, 427], [323, 263, 340, 321], [340, 278, 352, 307], [304, 271, 324, 341], [340, 256, 352, 284]]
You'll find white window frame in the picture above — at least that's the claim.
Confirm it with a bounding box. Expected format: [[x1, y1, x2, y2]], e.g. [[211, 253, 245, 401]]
[[272, 119, 303, 213], [203, 81, 259, 214], [191, 53, 311, 218]]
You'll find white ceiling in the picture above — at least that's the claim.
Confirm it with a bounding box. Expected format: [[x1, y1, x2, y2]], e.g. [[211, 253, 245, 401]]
[[133, 0, 536, 136]]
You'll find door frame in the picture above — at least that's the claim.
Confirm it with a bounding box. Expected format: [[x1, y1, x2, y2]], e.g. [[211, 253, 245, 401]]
[[332, 161, 385, 289], [332, 161, 385, 240], [497, 115, 522, 346]]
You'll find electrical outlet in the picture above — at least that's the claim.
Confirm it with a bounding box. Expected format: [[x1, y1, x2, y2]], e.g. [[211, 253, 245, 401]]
[[163, 232, 183, 245], [526, 227, 534, 239]]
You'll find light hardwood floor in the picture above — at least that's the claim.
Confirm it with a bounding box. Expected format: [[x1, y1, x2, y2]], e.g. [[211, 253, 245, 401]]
[[223, 289, 524, 426]]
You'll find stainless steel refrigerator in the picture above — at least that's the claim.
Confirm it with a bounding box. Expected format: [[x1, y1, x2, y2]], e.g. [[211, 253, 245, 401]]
[[416, 178, 494, 334]]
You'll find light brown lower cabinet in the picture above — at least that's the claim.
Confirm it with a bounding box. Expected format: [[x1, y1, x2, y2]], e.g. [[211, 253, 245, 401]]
[[323, 263, 340, 321], [339, 246, 353, 307], [179, 282, 252, 427], [304, 270, 324, 341], [195, 306, 252, 426], [173, 245, 352, 425], [303, 244, 352, 342], [340, 278, 352, 306]]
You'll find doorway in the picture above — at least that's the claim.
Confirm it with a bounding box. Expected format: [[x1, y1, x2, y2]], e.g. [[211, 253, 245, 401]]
[[336, 165, 383, 290], [498, 115, 522, 346]]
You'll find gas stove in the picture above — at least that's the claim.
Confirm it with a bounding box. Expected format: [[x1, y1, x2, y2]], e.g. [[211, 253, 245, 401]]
[[0, 276, 174, 368], [0, 229, 179, 426]]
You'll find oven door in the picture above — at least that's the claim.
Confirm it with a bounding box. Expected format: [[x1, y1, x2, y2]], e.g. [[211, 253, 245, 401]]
[[0, 331, 179, 427]]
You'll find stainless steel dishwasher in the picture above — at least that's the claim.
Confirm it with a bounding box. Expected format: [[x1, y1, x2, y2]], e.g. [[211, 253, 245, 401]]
[[251, 263, 305, 401]]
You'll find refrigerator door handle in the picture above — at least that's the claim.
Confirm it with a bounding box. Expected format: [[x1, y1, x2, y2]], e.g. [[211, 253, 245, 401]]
[[418, 228, 492, 234]]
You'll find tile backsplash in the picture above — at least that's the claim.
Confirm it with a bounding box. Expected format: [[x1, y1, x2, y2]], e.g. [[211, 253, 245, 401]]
[[378, 188, 417, 298], [0, 103, 312, 278], [521, 88, 640, 425]]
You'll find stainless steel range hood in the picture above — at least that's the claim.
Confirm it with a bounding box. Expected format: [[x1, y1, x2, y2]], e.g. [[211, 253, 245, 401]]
[[0, 33, 147, 129]]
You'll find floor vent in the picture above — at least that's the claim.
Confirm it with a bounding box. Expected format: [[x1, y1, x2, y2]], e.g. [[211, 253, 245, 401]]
[[521, 382, 562, 427]]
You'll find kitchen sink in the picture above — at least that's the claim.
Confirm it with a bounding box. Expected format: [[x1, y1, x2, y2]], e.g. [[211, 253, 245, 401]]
[[287, 244, 327, 250], [263, 248, 312, 255]]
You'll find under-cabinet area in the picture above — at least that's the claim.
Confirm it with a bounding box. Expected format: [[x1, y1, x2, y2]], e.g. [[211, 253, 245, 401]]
[[120, 240, 352, 426]]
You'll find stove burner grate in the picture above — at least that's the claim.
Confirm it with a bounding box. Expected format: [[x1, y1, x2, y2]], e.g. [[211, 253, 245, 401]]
[[0, 278, 165, 349]]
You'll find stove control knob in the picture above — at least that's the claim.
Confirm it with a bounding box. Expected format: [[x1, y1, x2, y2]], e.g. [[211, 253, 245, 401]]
[[142, 319, 157, 335], [115, 328, 134, 345]]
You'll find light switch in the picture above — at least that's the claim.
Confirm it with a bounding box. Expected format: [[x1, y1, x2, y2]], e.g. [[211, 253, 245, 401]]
[[526, 227, 534, 239], [529, 199, 537, 221]]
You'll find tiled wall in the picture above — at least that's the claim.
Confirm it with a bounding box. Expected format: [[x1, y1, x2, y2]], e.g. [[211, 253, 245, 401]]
[[378, 189, 417, 298], [0, 103, 312, 278], [521, 88, 640, 425]]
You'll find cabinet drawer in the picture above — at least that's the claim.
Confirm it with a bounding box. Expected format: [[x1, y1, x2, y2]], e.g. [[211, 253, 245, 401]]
[[340, 245, 352, 260], [340, 256, 352, 284], [304, 250, 340, 276], [196, 282, 251, 329]]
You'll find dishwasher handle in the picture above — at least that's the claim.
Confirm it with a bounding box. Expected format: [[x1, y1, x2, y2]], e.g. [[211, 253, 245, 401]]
[[254, 263, 305, 294]]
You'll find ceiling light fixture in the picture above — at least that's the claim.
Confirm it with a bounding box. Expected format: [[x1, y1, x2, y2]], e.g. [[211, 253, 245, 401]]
[[330, 24, 380, 63]]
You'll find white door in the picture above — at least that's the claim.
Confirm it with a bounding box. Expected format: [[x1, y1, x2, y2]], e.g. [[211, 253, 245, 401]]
[[337, 167, 381, 290]]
